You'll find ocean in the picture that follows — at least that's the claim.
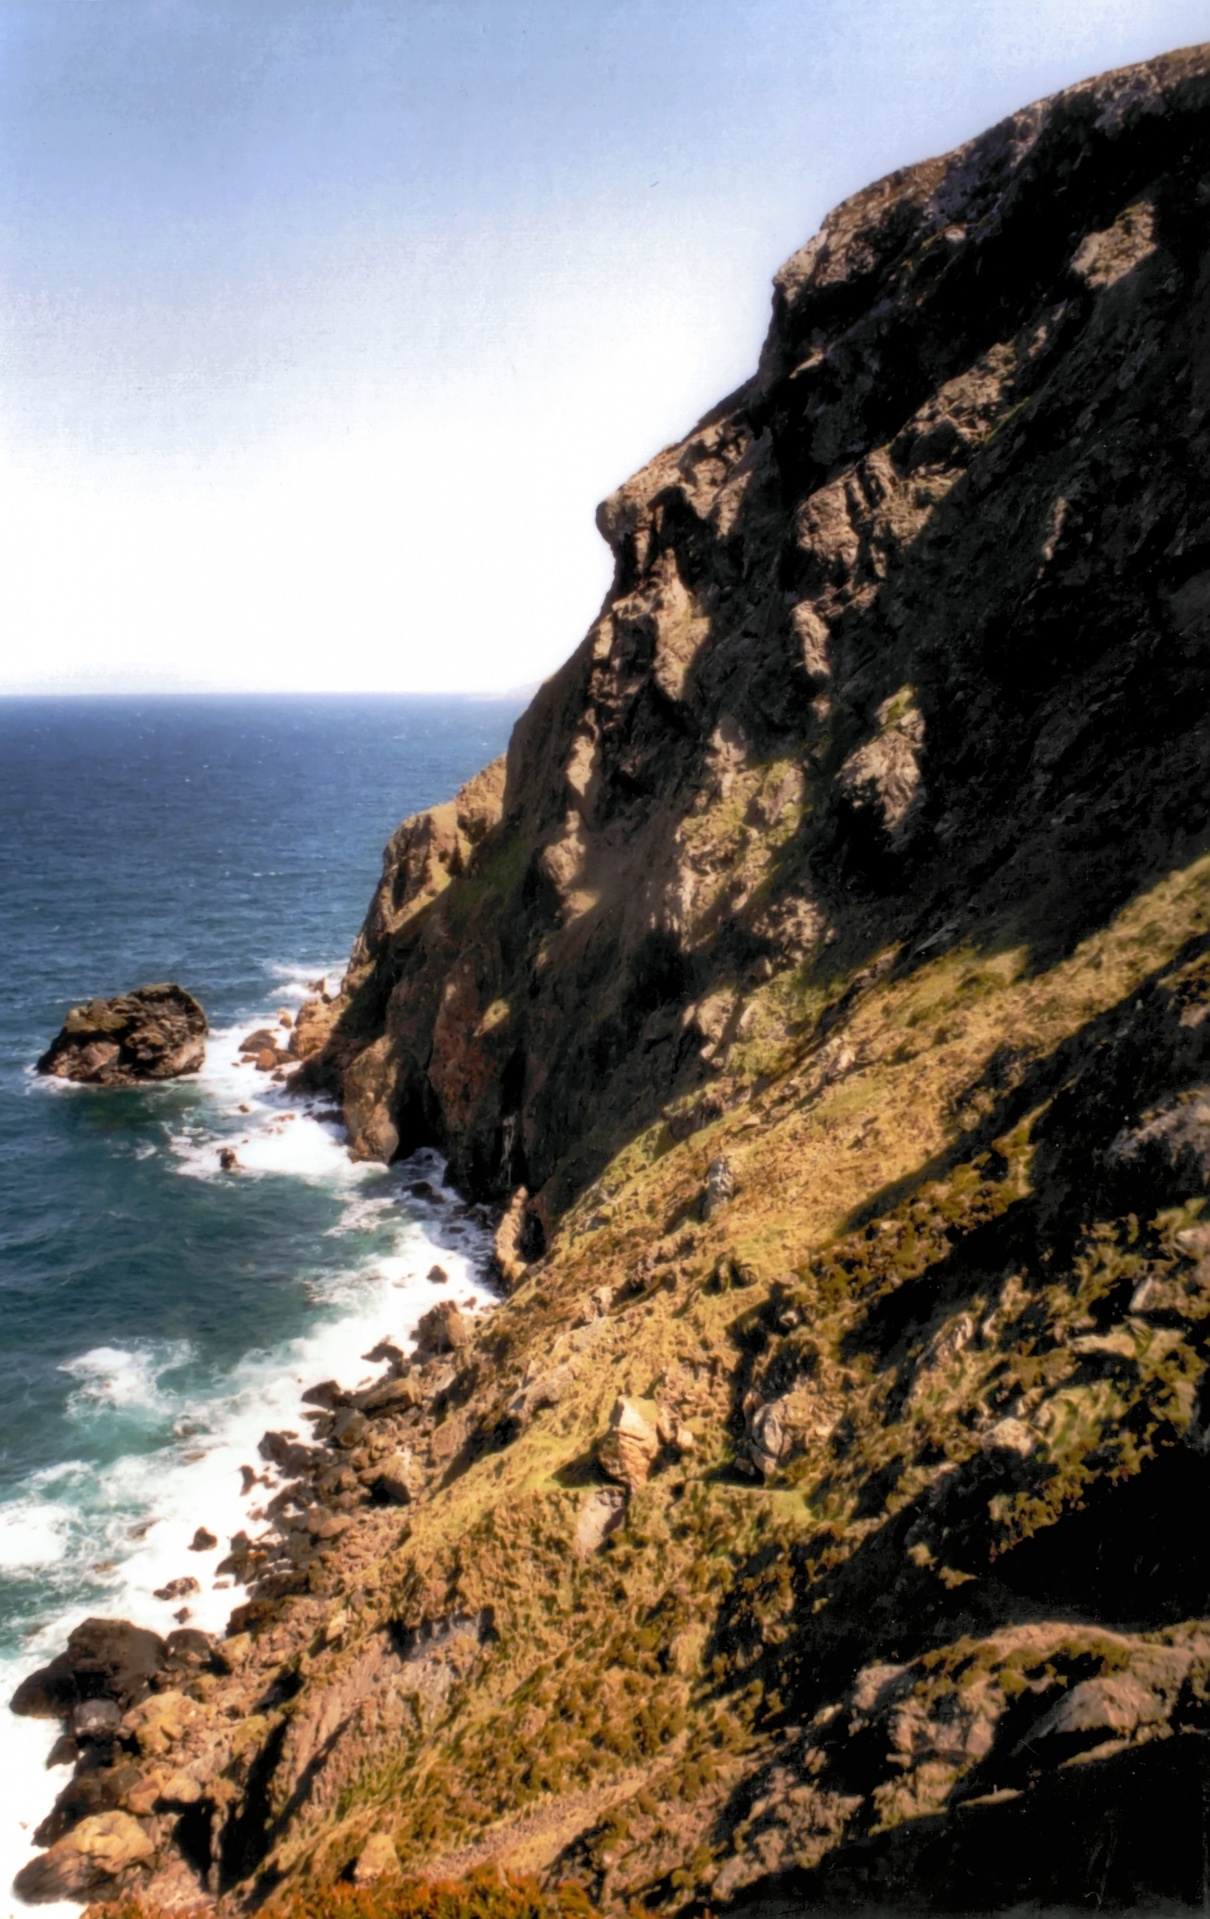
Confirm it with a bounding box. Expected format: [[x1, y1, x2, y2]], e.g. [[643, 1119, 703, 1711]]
[[0, 694, 524, 1913]]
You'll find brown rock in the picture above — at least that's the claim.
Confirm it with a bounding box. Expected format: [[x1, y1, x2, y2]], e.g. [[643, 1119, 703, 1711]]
[[597, 1398, 659, 1490], [239, 1028, 278, 1055], [493, 1186, 532, 1290], [371, 1450, 423, 1505], [430, 1410, 470, 1466], [358, 1373, 423, 1415], [413, 1299, 471, 1357], [352, 1831, 401, 1884], [188, 1527, 218, 1552], [37, 984, 206, 1086], [14, 1809, 155, 1900]]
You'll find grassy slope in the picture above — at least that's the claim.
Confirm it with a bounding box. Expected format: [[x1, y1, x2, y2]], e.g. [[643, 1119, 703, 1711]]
[[254, 841, 1210, 1908]]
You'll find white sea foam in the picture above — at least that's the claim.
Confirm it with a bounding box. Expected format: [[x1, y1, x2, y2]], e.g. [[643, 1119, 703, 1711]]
[[1, 969, 498, 1915], [61, 1344, 193, 1421]]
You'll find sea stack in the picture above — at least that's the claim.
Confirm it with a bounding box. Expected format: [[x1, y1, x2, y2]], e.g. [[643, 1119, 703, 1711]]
[[37, 983, 207, 1084]]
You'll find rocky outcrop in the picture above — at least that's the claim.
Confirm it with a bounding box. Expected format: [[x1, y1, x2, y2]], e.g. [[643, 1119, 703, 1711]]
[[24, 43, 1210, 1919], [304, 41, 1210, 1237], [37, 983, 206, 1084]]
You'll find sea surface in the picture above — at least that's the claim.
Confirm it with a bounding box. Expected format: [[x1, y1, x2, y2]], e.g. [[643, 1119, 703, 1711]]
[[0, 694, 524, 1913]]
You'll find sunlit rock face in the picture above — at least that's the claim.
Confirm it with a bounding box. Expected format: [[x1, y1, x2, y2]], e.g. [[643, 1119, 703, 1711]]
[[37, 983, 207, 1084], [42, 43, 1210, 1919], [305, 45, 1210, 1246]]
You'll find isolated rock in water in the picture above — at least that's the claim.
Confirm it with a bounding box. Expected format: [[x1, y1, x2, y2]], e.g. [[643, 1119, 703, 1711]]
[[218, 1147, 241, 1173], [37, 984, 206, 1085], [239, 1028, 278, 1055]]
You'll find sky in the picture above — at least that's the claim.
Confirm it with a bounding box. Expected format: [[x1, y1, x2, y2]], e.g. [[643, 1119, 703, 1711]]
[[2, 0, 1209, 695]]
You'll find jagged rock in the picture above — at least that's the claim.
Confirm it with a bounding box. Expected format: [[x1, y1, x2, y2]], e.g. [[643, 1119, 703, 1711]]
[[239, 1028, 278, 1055], [152, 1576, 199, 1602], [508, 1364, 570, 1429], [331, 1408, 369, 1449], [493, 1186, 532, 1290], [14, 1809, 155, 1901], [430, 1410, 470, 1467], [370, 1450, 423, 1505], [218, 1147, 241, 1172], [352, 1831, 401, 1884], [37, 984, 206, 1085], [701, 1156, 736, 1222], [1027, 1674, 1166, 1748], [575, 1487, 628, 1554], [745, 1386, 839, 1477], [69, 1698, 122, 1742], [11, 1619, 167, 1720], [357, 1373, 423, 1415], [980, 1417, 1037, 1458], [413, 1299, 471, 1357], [188, 1527, 217, 1552], [305, 1505, 351, 1541], [597, 1398, 660, 1490]]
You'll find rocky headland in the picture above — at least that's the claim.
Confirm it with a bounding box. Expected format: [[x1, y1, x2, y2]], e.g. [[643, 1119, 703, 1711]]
[[15, 40, 1210, 1916], [37, 985, 207, 1086]]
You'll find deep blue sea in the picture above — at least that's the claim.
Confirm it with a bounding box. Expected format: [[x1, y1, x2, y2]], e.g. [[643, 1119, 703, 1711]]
[[0, 695, 522, 1906]]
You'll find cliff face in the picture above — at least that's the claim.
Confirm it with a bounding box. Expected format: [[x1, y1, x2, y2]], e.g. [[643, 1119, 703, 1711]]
[[305, 41, 1210, 1244], [25, 44, 1210, 1919]]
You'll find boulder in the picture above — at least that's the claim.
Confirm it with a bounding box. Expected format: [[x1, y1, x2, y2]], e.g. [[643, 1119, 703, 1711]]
[[430, 1410, 470, 1466], [238, 1029, 278, 1055], [370, 1450, 423, 1505], [11, 1618, 168, 1719], [701, 1156, 736, 1222], [152, 1576, 199, 1602], [413, 1299, 471, 1357], [70, 1698, 122, 1742], [575, 1486, 627, 1554], [14, 1809, 155, 1901], [352, 1831, 401, 1885], [598, 1398, 659, 1490], [37, 984, 206, 1086], [358, 1373, 423, 1416]]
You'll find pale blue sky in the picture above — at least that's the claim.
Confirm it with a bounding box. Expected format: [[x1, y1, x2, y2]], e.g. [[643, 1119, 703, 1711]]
[[2, 0, 1208, 692]]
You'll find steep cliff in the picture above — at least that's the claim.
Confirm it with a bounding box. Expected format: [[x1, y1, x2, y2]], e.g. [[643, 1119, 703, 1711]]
[[303, 39, 1210, 1251], [26, 43, 1210, 1918]]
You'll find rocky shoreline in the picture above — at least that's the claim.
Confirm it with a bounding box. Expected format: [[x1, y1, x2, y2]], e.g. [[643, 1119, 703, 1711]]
[[9, 1220, 496, 1908]]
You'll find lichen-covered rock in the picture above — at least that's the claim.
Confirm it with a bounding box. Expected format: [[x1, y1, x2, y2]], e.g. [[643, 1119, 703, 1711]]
[[37, 984, 206, 1084]]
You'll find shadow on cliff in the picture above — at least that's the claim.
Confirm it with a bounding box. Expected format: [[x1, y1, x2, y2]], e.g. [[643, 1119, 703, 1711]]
[[722, 1732, 1210, 1914]]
